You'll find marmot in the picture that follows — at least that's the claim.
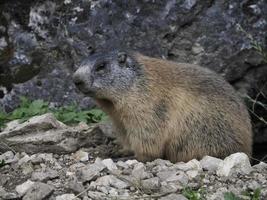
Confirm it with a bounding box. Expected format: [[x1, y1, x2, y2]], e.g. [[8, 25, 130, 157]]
[[73, 50, 252, 163]]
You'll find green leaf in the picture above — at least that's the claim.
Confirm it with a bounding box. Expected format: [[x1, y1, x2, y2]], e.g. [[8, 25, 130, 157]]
[[74, 113, 89, 123], [60, 112, 77, 123], [19, 96, 31, 107], [182, 188, 202, 200], [11, 107, 28, 119], [88, 109, 107, 122], [88, 109, 105, 116], [252, 188, 261, 200]]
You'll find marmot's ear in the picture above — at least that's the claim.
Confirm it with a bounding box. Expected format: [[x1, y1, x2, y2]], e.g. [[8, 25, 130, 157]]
[[117, 52, 127, 64]]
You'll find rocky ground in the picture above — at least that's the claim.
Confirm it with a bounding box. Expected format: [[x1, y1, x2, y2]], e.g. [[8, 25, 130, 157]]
[[0, 114, 267, 200], [0, 150, 267, 200]]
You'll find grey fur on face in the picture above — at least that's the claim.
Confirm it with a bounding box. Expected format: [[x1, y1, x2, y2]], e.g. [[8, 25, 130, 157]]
[[73, 50, 141, 100]]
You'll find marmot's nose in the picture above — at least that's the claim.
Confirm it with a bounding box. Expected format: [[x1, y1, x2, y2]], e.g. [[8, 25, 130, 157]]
[[73, 72, 84, 88]]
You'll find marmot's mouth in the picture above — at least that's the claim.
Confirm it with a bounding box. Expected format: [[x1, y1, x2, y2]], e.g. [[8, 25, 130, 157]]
[[83, 90, 96, 97], [75, 86, 96, 97]]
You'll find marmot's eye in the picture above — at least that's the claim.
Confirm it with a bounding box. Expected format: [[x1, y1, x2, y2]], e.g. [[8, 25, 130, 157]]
[[95, 62, 106, 73], [118, 52, 127, 64]]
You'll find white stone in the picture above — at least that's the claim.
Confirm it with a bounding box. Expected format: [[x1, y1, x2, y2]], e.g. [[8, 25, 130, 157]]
[[125, 159, 139, 166], [248, 180, 261, 191], [88, 191, 106, 199], [73, 150, 89, 162], [152, 159, 173, 166], [200, 156, 223, 172], [102, 158, 118, 171], [94, 175, 129, 189], [159, 193, 188, 200], [64, 0, 71, 4], [253, 162, 267, 171], [157, 170, 188, 185], [0, 186, 19, 199], [69, 163, 86, 172], [157, 171, 177, 182], [192, 43, 204, 55], [33, 153, 54, 163], [174, 159, 202, 172], [116, 161, 129, 169], [23, 182, 54, 200], [20, 162, 34, 175], [206, 187, 228, 200], [31, 168, 59, 181], [97, 186, 109, 194], [160, 182, 182, 194], [18, 155, 31, 166], [216, 153, 252, 177], [15, 180, 35, 196], [141, 177, 160, 190], [0, 151, 15, 164], [55, 194, 77, 200], [186, 170, 199, 179], [76, 162, 106, 182], [132, 163, 152, 180], [109, 187, 119, 196]]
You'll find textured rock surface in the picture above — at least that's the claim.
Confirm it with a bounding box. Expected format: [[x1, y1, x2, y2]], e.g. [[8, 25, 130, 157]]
[[55, 193, 77, 200], [216, 152, 253, 177], [0, 113, 120, 155], [15, 180, 35, 196], [200, 155, 223, 172], [0, 0, 266, 159], [0, 151, 266, 200], [22, 182, 54, 200]]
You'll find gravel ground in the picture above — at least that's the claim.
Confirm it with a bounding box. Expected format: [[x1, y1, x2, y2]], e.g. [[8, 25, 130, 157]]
[[0, 150, 266, 200]]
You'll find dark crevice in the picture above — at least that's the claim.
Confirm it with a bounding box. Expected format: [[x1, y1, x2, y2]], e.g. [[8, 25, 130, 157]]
[[229, 64, 267, 85]]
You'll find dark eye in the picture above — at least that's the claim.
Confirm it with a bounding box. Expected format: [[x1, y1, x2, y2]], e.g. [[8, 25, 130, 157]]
[[118, 52, 127, 64], [95, 62, 106, 73]]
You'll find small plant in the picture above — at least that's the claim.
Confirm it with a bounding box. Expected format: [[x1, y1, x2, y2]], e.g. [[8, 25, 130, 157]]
[[0, 110, 9, 128], [242, 188, 261, 200], [182, 187, 205, 200], [53, 105, 108, 125], [224, 189, 261, 200], [0, 159, 6, 168], [0, 97, 108, 128], [10, 97, 49, 123]]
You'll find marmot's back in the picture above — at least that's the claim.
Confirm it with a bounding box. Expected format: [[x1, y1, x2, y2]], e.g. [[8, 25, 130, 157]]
[[73, 51, 252, 162]]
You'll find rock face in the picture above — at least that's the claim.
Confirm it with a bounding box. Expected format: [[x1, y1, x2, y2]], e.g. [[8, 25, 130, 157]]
[[0, 0, 266, 160]]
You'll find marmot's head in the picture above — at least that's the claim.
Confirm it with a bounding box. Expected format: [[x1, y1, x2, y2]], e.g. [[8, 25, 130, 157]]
[[73, 50, 142, 100]]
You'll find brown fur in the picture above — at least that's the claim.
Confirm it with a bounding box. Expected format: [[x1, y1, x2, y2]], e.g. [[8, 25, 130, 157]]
[[93, 53, 252, 163]]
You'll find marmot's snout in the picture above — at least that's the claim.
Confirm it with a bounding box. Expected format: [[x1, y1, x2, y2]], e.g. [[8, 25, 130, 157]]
[[73, 66, 94, 95]]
